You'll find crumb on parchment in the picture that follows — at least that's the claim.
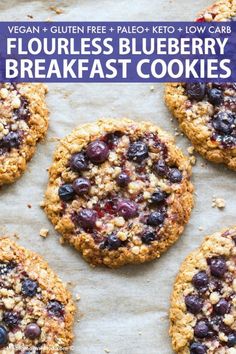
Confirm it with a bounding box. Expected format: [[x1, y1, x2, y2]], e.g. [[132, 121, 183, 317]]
[[212, 197, 226, 209], [39, 228, 49, 238]]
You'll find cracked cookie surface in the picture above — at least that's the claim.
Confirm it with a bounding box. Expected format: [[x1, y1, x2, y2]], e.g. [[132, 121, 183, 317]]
[[0, 237, 75, 354], [165, 0, 236, 170], [170, 227, 236, 354], [43, 118, 193, 268], [0, 83, 48, 186]]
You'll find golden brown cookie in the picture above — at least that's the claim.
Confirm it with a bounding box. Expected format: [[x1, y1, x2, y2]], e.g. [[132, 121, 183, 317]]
[[0, 237, 75, 353], [165, 0, 236, 170], [170, 226, 236, 354], [0, 83, 49, 186], [43, 118, 193, 268]]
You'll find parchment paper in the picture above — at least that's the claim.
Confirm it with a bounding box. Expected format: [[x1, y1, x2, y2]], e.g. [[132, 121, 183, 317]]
[[1, 1, 235, 353]]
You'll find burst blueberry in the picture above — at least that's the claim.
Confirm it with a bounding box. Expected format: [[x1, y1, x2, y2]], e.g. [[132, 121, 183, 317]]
[[168, 168, 182, 183], [58, 184, 75, 202], [192, 271, 209, 290], [47, 300, 64, 318], [150, 190, 167, 204], [228, 332, 236, 347], [0, 131, 21, 149], [117, 199, 138, 219], [3, 311, 20, 329], [214, 298, 229, 315], [190, 342, 207, 354], [73, 178, 91, 195], [212, 111, 235, 135], [86, 140, 109, 164], [69, 152, 89, 172], [106, 234, 122, 250], [127, 141, 149, 162], [77, 208, 97, 230], [141, 231, 156, 244], [153, 160, 168, 177], [186, 83, 206, 101], [21, 278, 38, 297], [207, 88, 223, 106]]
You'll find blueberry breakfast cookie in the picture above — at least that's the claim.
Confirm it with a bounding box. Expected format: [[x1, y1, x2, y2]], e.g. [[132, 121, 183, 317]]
[[170, 227, 236, 354], [0, 83, 48, 186], [0, 237, 75, 353], [165, 0, 236, 170], [43, 118, 193, 268]]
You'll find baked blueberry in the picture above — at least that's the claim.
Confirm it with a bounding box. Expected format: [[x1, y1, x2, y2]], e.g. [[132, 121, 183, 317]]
[[168, 168, 182, 183], [107, 234, 122, 250], [3, 311, 20, 329], [209, 256, 227, 278], [212, 111, 235, 135], [0, 326, 8, 348], [86, 140, 109, 164], [150, 190, 167, 204], [47, 300, 64, 318], [185, 295, 203, 314], [14, 98, 30, 120], [25, 323, 41, 339], [141, 231, 156, 244], [70, 152, 88, 172], [58, 184, 75, 202], [192, 271, 209, 290], [21, 279, 38, 297], [116, 172, 130, 187], [153, 160, 168, 177], [73, 178, 91, 196], [77, 209, 97, 230], [190, 342, 207, 354], [214, 298, 230, 315], [207, 88, 223, 106], [194, 320, 210, 338], [228, 332, 236, 347], [1, 131, 21, 149], [127, 141, 149, 162], [147, 211, 165, 226], [117, 199, 138, 219], [186, 83, 206, 101]]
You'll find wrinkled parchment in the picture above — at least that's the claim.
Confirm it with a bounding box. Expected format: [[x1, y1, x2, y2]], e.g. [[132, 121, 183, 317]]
[[0, 1, 235, 353]]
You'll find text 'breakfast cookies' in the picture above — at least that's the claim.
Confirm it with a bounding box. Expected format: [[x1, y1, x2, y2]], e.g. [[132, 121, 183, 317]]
[[170, 227, 236, 354], [165, 0, 236, 170], [0, 83, 48, 186], [0, 238, 75, 353], [43, 118, 193, 268]]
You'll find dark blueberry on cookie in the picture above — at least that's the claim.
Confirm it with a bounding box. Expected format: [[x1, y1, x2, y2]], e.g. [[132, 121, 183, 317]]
[[47, 300, 64, 318], [150, 190, 167, 204], [214, 298, 230, 315], [147, 211, 165, 226], [207, 88, 223, 106], [212, 111, 235, 135], [153, 160, 168, 177], [186, 83, 206, 101], [0, 326, 8, 348], [72, 177, 91, 196], [194, 320, 210, 339], [107, 234, 122, 250], [116, 172, 130, 187], [86, 140, 109, 164], [141, 231, 156, 244], [185, 295, 203, 314], [25, 323, 41, 339], [0, 261, 16, 275], [3, 311, 20, 329], [14, 98, 30, 120], [21, 279, 38, 297], [127, 141, 149, 162], [192, 271, 209, 290], [117, 199, 138, 219], [77, 208, 97, 230], [70, 152, 89, 172], [208, 256, 227, 278], [58, 184, 75, 202], [190, 342, 207, 354], [228, 332, 236, 347], [1, 131, 21, 149], [168, 168, 182, 183]]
